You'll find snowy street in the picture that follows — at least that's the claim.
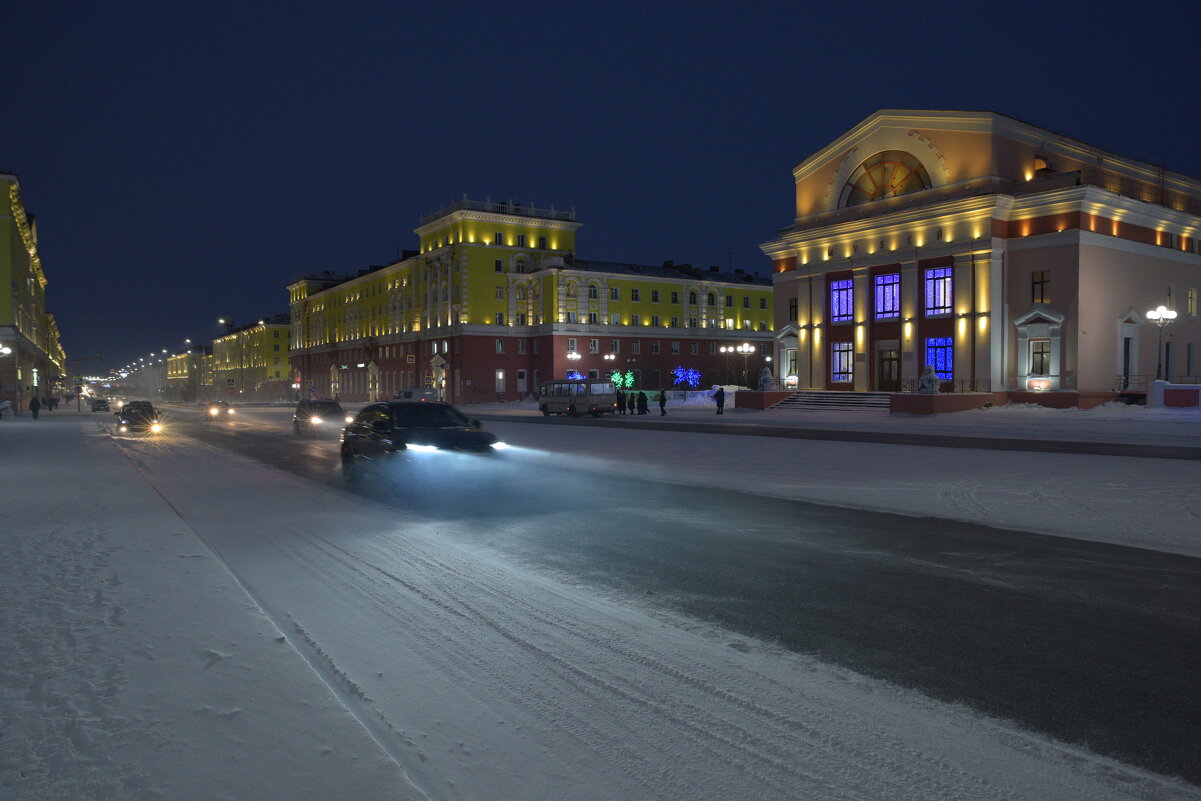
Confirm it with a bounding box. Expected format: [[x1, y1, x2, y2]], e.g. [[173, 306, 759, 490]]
[[3, 406, 1201, 800]]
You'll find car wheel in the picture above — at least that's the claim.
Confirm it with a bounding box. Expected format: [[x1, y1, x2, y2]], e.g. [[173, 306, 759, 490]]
[[589, 409, 601, 418], [540, 405, 550, 417], [341, 452, 363, 484], [568, 404, 579, 418]]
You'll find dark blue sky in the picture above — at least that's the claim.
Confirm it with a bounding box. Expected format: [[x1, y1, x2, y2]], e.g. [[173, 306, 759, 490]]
[[4, 1, 1198, 371]]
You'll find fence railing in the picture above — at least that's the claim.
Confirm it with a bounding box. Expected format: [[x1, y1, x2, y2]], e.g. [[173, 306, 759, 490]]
[[896, 378, 992, 394]]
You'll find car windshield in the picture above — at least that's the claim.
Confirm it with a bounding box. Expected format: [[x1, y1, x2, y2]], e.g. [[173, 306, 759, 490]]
[[311, 402, 342, 415], [391, 405, 469, 428]]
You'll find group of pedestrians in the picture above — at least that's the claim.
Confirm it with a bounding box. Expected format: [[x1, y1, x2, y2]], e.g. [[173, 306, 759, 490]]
[[615, 389, 669, 416]]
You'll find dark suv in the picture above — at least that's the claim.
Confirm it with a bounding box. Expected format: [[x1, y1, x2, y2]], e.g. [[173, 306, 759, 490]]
[[293, 399, 348, 437], [115, 401, 161, 433], [340, 401, 508, 489]]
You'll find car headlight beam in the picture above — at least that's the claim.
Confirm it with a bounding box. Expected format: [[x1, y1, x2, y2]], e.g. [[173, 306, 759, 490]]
[[407, 443, 438, 452], [490, 441, 510, 451]]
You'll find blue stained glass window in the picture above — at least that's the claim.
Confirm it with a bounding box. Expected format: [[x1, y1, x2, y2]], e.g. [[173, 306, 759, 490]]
[[831, 342, 854, 382], [874, 273, 900, 319], [924, 267, 952, 316], [926, 337, 953, 380], [830, 279, 854, 323]]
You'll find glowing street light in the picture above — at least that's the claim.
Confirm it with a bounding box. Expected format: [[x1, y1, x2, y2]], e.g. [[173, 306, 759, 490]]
[[1146, 305, 1177, 380]]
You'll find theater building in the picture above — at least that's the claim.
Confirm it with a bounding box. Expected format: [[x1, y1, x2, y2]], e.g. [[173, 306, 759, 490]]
[[761, 110, 1201, 408], [288, 198, 773, 404]]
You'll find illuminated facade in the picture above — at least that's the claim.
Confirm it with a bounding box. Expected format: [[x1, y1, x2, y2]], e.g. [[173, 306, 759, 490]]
[[289, 198, 774, 403], [762, 110, 1201, 406], [165, 346, 212, 402], [1, 173, 68, 411], [210, 316, 291, 401]]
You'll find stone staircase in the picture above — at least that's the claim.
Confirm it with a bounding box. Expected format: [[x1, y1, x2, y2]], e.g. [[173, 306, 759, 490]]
[[770, 391, 893, 410]]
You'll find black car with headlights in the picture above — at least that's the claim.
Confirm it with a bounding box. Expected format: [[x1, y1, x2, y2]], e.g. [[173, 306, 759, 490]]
[[293, 399, 349, 437], [206, 400, 236, 420], [115, 402, 162, 433], [340, 401, 508, 488]]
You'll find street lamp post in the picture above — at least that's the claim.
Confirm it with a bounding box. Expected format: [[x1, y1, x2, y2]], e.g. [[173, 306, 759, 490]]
[[1146, 305, 1177, 381], [566, 350, 581, 378], [736, 343, 754, 385]]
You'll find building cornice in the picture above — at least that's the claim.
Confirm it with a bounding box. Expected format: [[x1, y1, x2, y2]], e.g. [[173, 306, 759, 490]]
[[414, 209, 583, 237]]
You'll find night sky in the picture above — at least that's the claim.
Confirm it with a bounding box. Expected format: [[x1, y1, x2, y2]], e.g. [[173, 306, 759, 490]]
[[3, 1, 1198, 372]]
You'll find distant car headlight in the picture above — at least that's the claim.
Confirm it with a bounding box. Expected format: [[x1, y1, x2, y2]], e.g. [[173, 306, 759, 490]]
[[310, 416, 322, 424], [119, 425, 128, 432], [151, 423, 163, 433], [490, 441, 509, 451], [227, 408, 235, 415], [345, 415, 353, 423], [209, 408, 219, 416], [407, 443, 438, 452]]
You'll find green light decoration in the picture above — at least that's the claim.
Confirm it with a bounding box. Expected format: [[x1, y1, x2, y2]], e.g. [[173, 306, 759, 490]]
[[623, 370, 635, 389]]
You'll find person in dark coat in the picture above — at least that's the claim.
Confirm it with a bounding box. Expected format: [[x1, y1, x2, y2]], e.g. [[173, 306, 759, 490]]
[[616, 388, 626, 415], [29, 395, 41, 419], [714, 386, 725, 415], [627, 392, 636, 414], [636, 391, 649, 415], [657, 390, 667, 416]]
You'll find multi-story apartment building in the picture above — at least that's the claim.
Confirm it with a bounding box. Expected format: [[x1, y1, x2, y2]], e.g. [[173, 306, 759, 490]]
[[211, 315, 291, 401], [289, 198, 774, 403], [762, 110, 1201, 407], [165, 345, 212, 402], [1, 173, 67, 411]]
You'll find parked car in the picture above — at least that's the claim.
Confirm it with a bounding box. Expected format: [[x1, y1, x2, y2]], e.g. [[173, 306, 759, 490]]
[[91, 397, 109, 411], [293, 399, 350, 437], [339, 401, 508, 489]]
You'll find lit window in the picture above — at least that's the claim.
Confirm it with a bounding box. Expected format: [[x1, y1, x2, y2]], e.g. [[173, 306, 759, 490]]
[[1187, 288, 1196, 317], [924, 267, 953, 316], [1032, 270, 1050, 304], [926, 337, 953, 379], [567, 338, 576, 351], [830, 279, 854, 322], [1029, 340, 1050, 375], [495, 339, 505, 353], [831, 342, 853, 382]]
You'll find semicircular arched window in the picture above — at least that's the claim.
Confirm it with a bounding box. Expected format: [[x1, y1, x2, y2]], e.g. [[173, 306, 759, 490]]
[[841, 150, 931, 207]]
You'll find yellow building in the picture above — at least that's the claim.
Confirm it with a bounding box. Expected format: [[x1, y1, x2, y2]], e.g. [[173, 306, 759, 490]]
[[165, 346, 212, 402], [1, 173, 68, 411], [211, 315, 292, 401], [289, 198, 774, 403]]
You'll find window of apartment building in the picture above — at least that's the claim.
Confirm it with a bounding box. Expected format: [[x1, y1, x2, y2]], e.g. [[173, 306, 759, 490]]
[[830, 279, 854, 323], [567, 338, 577, 352], [273, 357, 281, 365], [1029, 339, 1050, 375], [689, 342, 699, 355], [493, 232, 504, 245], [759, 322, 768, 331], [926, 337, 953, 379], [273, 330, 280, 338], [495, 286, 505, 300], [709, 319, 718, 329], [651, 290, 660, 303], [725, 295, 733, 307], [566, 311, 577, 323], [1188, 287, 1197, 317], [517, 340, 527, 354], [495, 339, 505, 354], [708, 342, 716, 355], [689, 317, 698, 328], [831, 342, 854, 383], [273, 343, 280, 351], [670, 316, 679, 327], [517, 234, 526, 248], [788, 298, 798, 321], [874, 273, 900, 319], [724, 317, 734, 329], [631, 288, 641, 301], [742, 320, 752, 330], [495, 312, 505, 325], [631, 341, 641, 354], [671, 291, 679, 304], [671, 341, 680, 355], [538, 236, 547, 249], [588, 284, 598, 299], [610, 340, 620, 353], [924, 267, 953, 316], [517, 312, 527, 325], [631, 314, 641, 326], [588, 312, 599, 324], [1032, 270, 1050, 304], [689, 291, 697, 304], [707, 293, 715, 306], [495, 259, 503, 272], [651, 341, 660, 354], [742, 296, 749, 308], [589, 339, 599, 353], [651, 315, 661, 327], [759, 297, 767, 310], [611, 287, 619, 300], [611, 313, 621, 325]]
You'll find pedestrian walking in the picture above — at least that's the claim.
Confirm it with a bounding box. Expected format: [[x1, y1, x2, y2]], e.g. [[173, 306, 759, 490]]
[[616, 388, 626, 415], [714, 386, 725, 415], [657, 390, 667, 416], [627, 392, 636, 415], [637, 391, 649, 415], [29, 395, 41, 420]]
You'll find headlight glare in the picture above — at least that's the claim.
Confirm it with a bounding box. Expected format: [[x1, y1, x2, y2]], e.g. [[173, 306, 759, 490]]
[[407, 443, 438, 452], [310, 416, 322, 424], [490, 441, 510, 450]]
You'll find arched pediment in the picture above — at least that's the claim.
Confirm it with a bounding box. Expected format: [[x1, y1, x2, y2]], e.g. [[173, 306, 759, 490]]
[[1013, 306, 1066, 327]]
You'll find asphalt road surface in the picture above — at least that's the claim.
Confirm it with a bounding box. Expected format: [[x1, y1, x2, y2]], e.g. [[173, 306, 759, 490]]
[[153, 405, 1201, 784]]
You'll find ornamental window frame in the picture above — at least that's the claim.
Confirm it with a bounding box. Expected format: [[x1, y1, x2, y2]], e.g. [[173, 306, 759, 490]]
[[925, 337, 953, 380], [874, 273, 901, 320], [830, 279, 854, 323], [923, 267, 953, 317], [831, 342, 854, 383]]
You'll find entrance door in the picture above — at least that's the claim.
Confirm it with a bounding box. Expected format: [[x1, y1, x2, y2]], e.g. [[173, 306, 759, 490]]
[[877, 347, 900, 391], [1122, 336, 1132, 389]]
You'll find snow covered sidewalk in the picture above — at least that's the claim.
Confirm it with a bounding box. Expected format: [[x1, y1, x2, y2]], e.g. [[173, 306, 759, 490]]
[[0, 417, 426, 801]]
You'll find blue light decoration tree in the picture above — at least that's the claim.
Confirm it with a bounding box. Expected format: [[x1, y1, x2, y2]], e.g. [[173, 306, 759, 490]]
[[671, 366, 702, 388], [566, 370, 585, 380]]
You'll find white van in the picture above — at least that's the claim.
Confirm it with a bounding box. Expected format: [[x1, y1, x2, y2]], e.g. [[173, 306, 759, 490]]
[[538, 379, 619, 418]]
